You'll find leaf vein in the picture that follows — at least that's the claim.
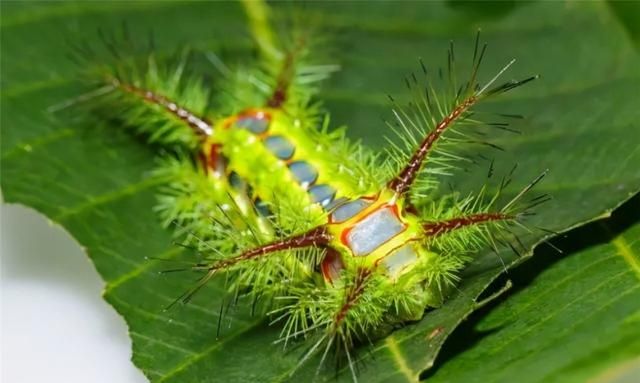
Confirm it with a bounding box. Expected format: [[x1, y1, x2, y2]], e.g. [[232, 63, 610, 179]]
[[611, 234, 640, 281], [384, 336, 417, 383], [157, 319, 265, 382], [54, 176, 162, 220]]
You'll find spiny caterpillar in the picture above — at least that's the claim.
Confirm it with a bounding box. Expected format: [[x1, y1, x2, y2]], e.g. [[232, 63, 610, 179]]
[[71, 3, 546, 380]]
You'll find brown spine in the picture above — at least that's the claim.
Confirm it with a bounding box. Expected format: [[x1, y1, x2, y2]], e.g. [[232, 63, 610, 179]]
[[211, 226, 330, 271], [335, 268, 372, 326], [388, 96, 477, 195], [423, 212, 511, 237], [118, 82, 213, 137]]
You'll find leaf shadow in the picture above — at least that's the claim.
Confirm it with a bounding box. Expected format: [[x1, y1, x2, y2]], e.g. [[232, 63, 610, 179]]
[[421, 192, 640, 380]]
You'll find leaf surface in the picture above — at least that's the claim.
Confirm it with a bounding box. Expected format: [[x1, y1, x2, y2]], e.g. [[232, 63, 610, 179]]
[[1, 1, 639, 382], [424, 196, 640, 383]]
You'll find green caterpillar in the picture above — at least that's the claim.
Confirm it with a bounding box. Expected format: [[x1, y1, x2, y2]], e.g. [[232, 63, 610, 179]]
[[74, 2, 544, 379]]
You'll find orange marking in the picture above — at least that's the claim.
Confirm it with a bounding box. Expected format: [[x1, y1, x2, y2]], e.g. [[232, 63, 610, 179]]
[[340, 225, 352, 247], [321, 249, 344, 284]]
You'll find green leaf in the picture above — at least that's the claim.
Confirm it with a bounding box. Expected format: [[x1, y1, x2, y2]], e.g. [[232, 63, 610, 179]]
[[424, 195, 640, 383], [1, 1, 639, 382], [608, 0, 640, 49]]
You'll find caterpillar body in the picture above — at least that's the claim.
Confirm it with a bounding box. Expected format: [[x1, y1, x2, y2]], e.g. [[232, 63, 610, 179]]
[[74, 2, 544, 379]]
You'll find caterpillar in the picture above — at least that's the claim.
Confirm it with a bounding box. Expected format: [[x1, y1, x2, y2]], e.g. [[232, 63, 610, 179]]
[[70, 2, 545, 380]]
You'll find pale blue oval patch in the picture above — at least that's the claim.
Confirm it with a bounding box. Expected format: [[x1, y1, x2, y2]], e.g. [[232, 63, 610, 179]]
[[346, 207, 404, 256], [330, 199, 371, 223]]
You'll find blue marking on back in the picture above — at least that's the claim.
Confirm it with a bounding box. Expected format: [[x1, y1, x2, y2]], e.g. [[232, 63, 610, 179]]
[[288, 161, 318, 188], [330, 199, 371, 223], [265, 135, 295, 160], [236, 116, 269, 134], [309, 184, 336, 208]]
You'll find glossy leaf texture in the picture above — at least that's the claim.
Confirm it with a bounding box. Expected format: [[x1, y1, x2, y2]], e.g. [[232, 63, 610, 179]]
[[1, 1, 639, 382], [424, 195, 640, 383]]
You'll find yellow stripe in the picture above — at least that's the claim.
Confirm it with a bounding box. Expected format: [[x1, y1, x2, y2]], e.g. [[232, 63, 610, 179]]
[[588, 356, 640, 383], [612, 235, 640, 281], [385, 336, 417, 382]]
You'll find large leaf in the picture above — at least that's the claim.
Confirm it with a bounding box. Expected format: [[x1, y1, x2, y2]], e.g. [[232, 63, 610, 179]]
[[424, 195, 640, 383], [1, 1, 639, 382]]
